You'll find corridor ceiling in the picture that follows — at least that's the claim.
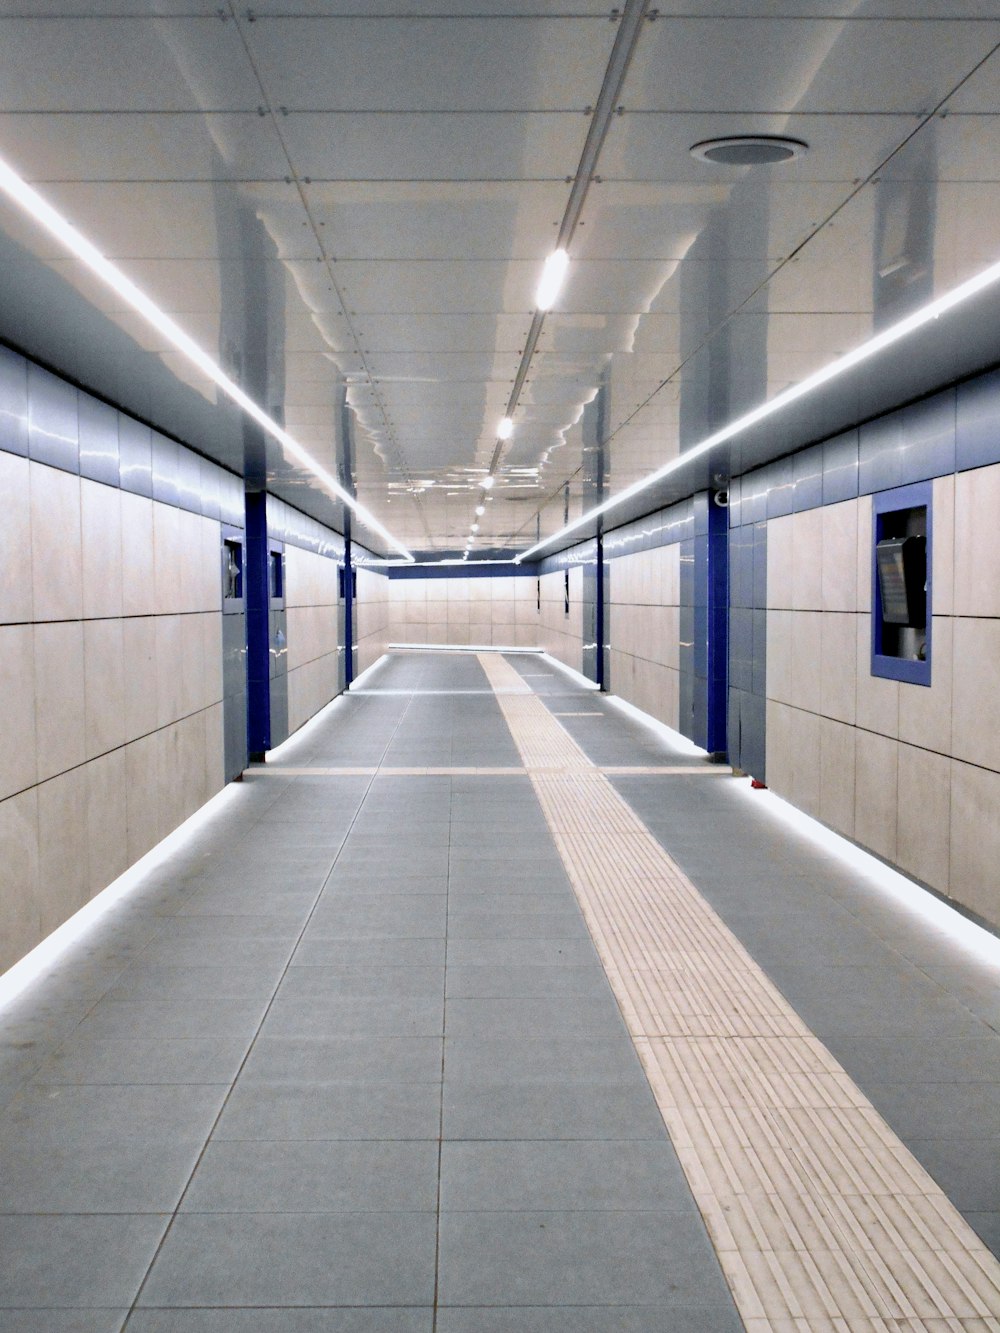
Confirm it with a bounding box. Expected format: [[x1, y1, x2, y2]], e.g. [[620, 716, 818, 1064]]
[[2, 2, 1000, 559]]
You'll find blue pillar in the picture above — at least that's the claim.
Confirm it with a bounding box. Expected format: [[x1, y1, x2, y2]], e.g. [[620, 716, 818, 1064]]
[[244, 488, 271, 761], [343, 521, 355, 688], [691, 491, 729, 759]]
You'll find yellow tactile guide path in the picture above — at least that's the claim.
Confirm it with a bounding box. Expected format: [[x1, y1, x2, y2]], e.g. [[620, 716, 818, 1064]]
[[477, 653, 1000, 1331]]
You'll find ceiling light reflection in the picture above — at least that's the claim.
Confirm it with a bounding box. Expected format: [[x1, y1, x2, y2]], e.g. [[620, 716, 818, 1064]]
[[0, 153, 414, 562], [517, 250, 1000, 562], [536, 248, 569, 311]]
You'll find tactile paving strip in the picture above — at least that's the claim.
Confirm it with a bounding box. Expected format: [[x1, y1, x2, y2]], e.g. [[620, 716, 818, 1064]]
[[478, 652, 1000, 1330]]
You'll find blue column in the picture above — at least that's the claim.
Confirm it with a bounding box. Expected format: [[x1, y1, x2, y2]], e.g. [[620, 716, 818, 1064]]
[[244, 487, 271, 761], [343, 520, 355, 688], [691, 490, 729, 759]]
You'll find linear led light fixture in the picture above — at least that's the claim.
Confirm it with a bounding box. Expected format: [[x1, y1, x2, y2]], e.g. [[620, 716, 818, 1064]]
[[516, 250, 1000, 562], [536, 248, 569, 311], [0, 153, 414, 563]]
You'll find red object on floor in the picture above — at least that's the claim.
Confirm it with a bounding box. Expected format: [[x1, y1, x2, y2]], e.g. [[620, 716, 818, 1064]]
[[750, 778, 767, 789]]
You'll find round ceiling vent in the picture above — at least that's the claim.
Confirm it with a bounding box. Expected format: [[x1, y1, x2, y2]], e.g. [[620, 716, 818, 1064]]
[[690, 135, 808, 166]]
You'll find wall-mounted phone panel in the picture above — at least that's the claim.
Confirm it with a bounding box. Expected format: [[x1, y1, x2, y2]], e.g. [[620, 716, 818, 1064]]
[[871, 480, 931, 686]]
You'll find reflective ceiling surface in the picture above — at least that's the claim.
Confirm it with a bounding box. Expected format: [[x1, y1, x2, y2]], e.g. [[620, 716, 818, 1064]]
[[1, 2, 999, 557]]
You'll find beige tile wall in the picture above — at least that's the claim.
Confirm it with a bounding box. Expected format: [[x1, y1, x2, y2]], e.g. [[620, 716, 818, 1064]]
[[356, 566, 389, 677], [764, 464, 1000, 929], [388, 574, 543, 650], [607, 545, 682, 731], [284, 544, 342, 734], [0, 457, 228, 972], [539, 567, 583, 672]]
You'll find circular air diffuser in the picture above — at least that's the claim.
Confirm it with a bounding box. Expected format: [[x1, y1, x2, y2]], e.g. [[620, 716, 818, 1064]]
[[690, 135, 808, 166]]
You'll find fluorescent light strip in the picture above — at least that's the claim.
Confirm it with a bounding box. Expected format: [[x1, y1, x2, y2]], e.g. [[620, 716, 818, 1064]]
[[0, 154, 414, 563], [536, 248, 569, 311], [516, 251, 1000, 562]]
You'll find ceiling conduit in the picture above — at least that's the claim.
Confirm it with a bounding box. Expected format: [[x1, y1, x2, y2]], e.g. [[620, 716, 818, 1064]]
[[487, 0, 654, 481]]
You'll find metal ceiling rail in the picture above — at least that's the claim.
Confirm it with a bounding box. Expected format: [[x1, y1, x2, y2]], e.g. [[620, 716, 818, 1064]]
[[487, 0, 653, 482]]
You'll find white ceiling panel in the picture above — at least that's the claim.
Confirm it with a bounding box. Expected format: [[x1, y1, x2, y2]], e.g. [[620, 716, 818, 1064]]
[[350, 314, 533, 354], [245, 17, 615, 113], [0, 113, 289, 183], [940, 43, 1000, 112], [599, 112, 925, 185], [368, 352, 515, 381], [300, 181, 568, 261], [0, 18, 256, 112], [280, 112, 589, 182], [331, 260, 539, 314], [626, 18, 1000, 114]]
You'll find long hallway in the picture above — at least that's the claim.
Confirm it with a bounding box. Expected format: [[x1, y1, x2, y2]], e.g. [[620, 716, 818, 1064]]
[[2, 650, 1000, 1330]]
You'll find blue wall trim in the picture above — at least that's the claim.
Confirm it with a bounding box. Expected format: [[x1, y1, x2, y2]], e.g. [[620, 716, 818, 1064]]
[[0, 343, 244, 526]]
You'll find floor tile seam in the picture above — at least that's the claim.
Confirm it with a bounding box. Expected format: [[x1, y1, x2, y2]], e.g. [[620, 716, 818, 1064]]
[[477, 655, 1000, 1322], [120, 687, 426, 1323]]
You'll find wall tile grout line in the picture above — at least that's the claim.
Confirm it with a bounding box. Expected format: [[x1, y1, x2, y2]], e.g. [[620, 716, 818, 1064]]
[[477, 650, 1000, 1328]]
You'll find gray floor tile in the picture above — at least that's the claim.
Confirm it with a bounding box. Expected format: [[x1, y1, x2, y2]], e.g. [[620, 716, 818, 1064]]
[[444, 1037, 646, 1086], [445, 997, 625, 1038], [260, 995, 444, 1038], [445, 911, 589, 940], [442, 1082, 668, 1141], [182, 1139, 438, 1212], [861, 1080, 1000, 1138], [34, 1037, 251, 1085], [213, 1080, 441, 1141], [825, 1036, 1000, 1086], [965, 1211, 1000, 1253], [764, 962, 991, 1039], [106, 964, 285, 1003], [321, 874, 445, 896], [437, 1210, 728, 1306], [240, 1036, 443, 1084], [174, 891, 318, 919], [149, 918, 304, 944], [445, 964, 611, 999], [139, 1212, 437, 1307], [0, 1083, 225, 1212], [0, 1315, 128, 1332], [279, 965, 444, 999], [124, 1313, 433, 1332], [290, 937, 446, 968], [0, 1138, 203, 1213], [0, 1214, 167, 1307], [906, 1137, 1000, 1210], [305, 897, 447, 939], [447, 894, 579, 914], [445, 939, 599, 967], [72, 999, 270, 1042], [434, 1311, 743, 1333], [135, 939, 295, 969], [440, 1141, 697, 1212]]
